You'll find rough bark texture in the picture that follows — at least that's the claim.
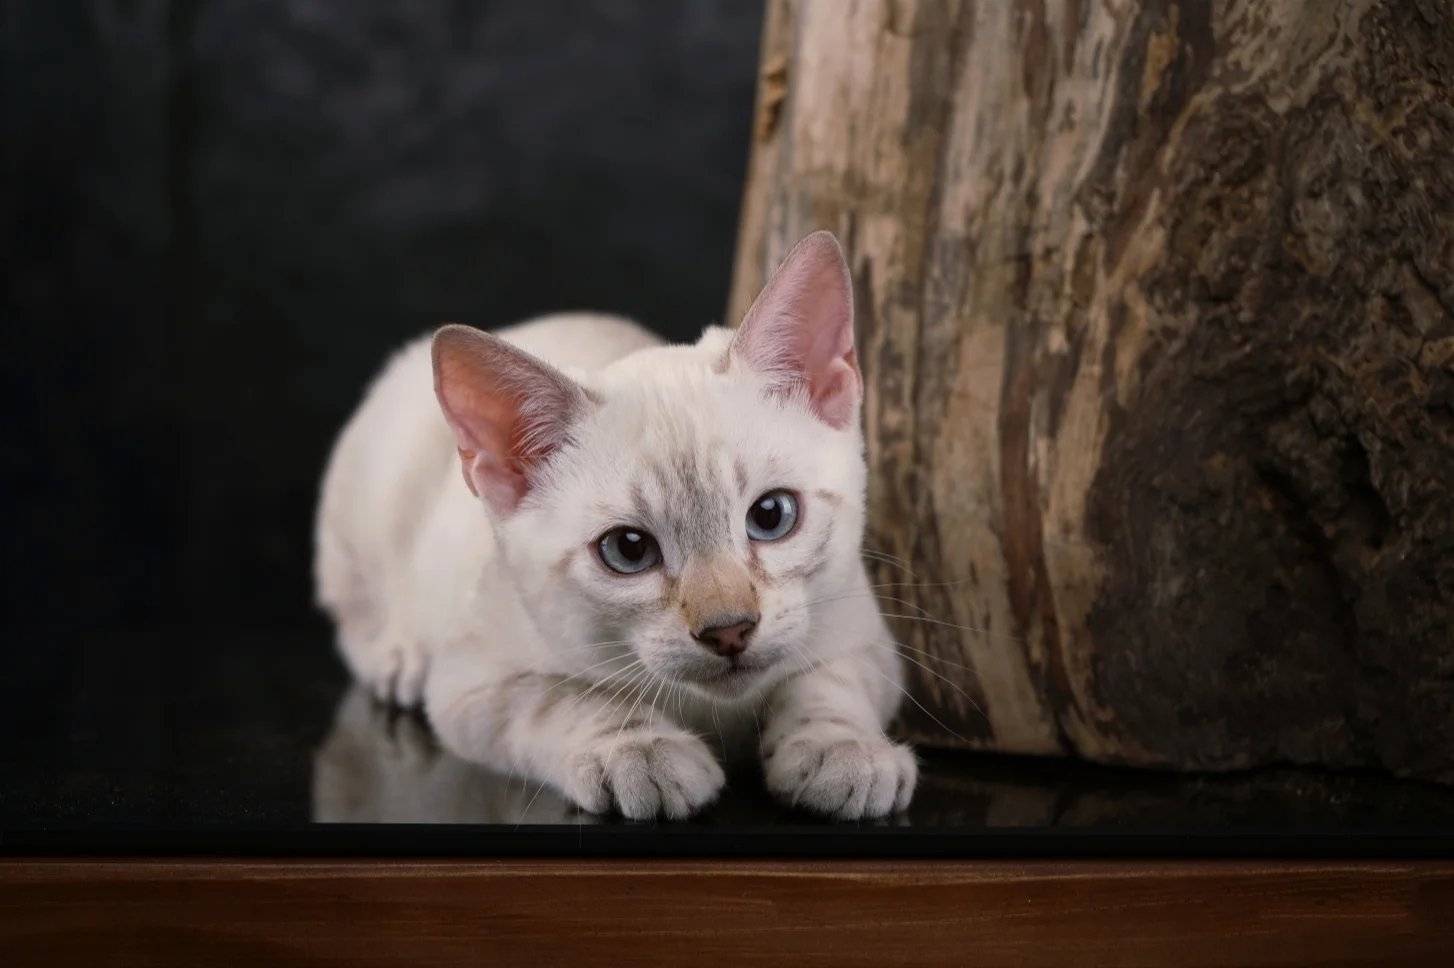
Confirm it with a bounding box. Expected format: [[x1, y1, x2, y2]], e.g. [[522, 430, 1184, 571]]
[[730, 0, 1454, 782]]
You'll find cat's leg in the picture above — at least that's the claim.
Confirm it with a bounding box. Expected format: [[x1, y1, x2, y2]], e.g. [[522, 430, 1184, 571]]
[[425, 656, 725, 820], [759, 645, 918, 820], [316, 522, 396, 696], [351, 615, 431, 708], [316, 527, 429, 707], [333, 601, 430, 709]]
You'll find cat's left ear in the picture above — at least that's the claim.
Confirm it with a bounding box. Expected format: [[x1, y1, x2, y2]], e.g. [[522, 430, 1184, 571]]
[[729, 230, 861, 429], [432, 325, 590, 514]]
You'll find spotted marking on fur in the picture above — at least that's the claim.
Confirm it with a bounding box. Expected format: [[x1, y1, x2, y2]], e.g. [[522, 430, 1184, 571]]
[[628, 482, 652, 530], [745, 542, 772, 585], [776, 529, 834, 583], [659, 569, 680, 607], [647, 447, 733, 557], [591, 718, 652, 743]]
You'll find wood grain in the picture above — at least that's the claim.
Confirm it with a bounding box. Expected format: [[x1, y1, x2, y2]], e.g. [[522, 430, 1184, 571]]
[[3, 859, 1453, 966], [729, 0, 1454, 782]]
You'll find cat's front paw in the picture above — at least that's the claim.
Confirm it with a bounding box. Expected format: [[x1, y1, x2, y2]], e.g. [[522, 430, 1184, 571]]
[[764, 733, 917, 820], [354, 634, 430, 708], [566, 730, 725, 821]]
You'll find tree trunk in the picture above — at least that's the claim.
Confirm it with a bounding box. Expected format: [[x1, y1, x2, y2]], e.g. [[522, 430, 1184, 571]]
[[729, 0, 1454, 782]]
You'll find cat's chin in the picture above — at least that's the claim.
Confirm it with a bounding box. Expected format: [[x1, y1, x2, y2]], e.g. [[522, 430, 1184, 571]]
[[684, 657, 780, 700]]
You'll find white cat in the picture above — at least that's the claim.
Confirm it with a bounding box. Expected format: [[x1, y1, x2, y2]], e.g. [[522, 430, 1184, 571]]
[[313, 232, 916, 820]]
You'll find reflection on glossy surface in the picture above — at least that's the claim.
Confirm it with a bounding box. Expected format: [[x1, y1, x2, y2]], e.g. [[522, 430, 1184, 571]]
[[6, 628, 1454, 834], [314, 688, 592, 825], [313, 684, 1454, 828], [312, 685, 827, 826]]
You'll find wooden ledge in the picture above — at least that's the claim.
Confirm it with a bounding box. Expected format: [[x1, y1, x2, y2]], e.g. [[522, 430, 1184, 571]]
[[3, 859, 1453, 965]]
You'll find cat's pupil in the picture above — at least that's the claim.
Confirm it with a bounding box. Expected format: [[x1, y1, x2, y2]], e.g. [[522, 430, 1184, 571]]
[[751, 497, 783, 532], [618, 531, 647, 561]]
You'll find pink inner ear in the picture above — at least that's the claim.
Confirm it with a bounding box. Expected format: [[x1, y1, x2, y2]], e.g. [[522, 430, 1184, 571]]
[[812, 351, 860, 429], [731, 231, 861, 429], [432, 325, 586, 514]]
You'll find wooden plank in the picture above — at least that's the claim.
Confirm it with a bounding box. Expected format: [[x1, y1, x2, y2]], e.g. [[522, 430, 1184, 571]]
[[3, 860, 1452, 966]]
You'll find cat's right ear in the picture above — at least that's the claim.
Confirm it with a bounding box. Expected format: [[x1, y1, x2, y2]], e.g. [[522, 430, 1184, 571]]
[[432, 325, 590, 514], [729, 231, 860, 429]]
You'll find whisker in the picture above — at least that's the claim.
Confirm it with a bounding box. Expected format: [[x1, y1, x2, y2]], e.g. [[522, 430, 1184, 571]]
[[865, 576, 976, 593], [860, 662, 974, 743], [558, 659, 646, 716], [599, 666, 653, 721], [516, 661, 652, 827], [804, 592, 1024, 641], [710, 704, 725, 755], [782, 640, 823, 680], [645, 671, 671, 729], [559, 661, 647, 720], [504, 665, 626, 799], [603, 669, 659, 772], [882, 646, 984, 715], [860, 549, 917, 577], [878, 638, 988, 682], [534, 652, 637, 704], [654, 676, 681, 729], [861, 545, 917, 569], [877, 610, 1016, 638], [786, 589, 940, 619], [783, 584, 1026, 645], [516, 746, 578, 826], [550, 638, 636, 657], [806, 618, 991, 686], [780, 576, 974, 620]]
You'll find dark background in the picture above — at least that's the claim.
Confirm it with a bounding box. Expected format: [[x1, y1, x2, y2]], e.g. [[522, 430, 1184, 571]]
[[3, 0, 764, 638], [7, 2, 1454, 835], [1, 0, 763, 818]]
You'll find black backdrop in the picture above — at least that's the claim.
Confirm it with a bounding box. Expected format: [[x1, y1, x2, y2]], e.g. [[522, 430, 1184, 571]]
[[3, 0, 764, 640]]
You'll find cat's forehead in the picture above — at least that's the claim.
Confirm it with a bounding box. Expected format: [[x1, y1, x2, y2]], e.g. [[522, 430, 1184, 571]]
[[567, 376, 803, 547], [628, 442, 741, 555], [613, 382, 779, 485], [589, 355, 785, 456]]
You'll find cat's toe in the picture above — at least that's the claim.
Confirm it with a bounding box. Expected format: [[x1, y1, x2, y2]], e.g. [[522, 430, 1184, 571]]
[[393, 646, 429, 707], [562, 754, 612, 816], [574, 732, 725, 820], [360, 639, 428, 708], [644, 735, 726, 819], [765, 735, 917, 821]]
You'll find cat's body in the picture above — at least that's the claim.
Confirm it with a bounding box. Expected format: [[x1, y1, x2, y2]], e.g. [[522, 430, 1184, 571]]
[[315, 313, 661, 709], [315, 234, 916, 819]]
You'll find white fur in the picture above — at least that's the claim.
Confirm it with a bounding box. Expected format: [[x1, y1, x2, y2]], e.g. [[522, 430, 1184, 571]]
[[315, 305, 915, 820]]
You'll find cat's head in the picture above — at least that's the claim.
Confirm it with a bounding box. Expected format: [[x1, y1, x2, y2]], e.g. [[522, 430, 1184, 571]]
[[432, 232, 866, 702]]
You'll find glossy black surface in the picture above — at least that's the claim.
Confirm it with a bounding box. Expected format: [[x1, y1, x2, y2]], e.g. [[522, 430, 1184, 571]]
[[5, 623, 1454, 854]]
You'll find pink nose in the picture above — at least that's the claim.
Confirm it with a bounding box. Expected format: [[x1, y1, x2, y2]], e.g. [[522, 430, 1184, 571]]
[[693, 617, 758, 657]]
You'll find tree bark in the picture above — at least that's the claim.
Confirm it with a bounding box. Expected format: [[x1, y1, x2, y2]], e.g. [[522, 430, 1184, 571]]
[[729, 0, 1454, 782]]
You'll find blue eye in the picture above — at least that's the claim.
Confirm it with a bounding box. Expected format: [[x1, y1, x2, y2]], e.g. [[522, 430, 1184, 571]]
[[597, 527, 662, 575], [746, 490, 799, 542]]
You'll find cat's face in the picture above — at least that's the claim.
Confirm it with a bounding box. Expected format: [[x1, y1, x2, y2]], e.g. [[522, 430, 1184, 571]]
[[435, 232, 865, 702], [503, 339, 865, 700]]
